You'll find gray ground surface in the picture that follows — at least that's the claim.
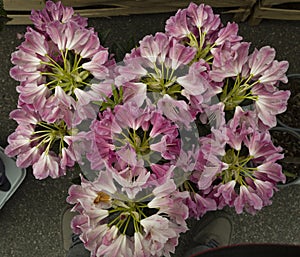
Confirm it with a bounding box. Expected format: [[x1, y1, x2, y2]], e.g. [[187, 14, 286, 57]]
[[0, 9, 299, 257]]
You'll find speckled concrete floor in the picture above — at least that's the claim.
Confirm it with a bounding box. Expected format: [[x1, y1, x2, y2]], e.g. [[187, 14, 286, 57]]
[[0, 9, 299, 257]]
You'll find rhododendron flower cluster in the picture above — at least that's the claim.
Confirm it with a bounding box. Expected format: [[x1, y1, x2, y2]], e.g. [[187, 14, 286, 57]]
[[5, 1, 291, 257]]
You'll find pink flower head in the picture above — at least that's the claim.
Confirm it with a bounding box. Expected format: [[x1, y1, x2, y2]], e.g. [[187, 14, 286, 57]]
[[10, 14, 112, 126], [5, 105, 82, 179], [166, 2, 221, 39], [116, 32, 197, 112], [30, 0, 87, 32], [187, 3, 221, 34], [87, 103, 181, 175], [195, 127, 285, 214], [67, 171, 187, 257], [165, 3, 223, 64]]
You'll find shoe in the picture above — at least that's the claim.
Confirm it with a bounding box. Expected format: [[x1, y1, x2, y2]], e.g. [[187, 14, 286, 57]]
[[184, 211, 233, 257], [61, 205, 78, 251], [0, 157, 11, 192]]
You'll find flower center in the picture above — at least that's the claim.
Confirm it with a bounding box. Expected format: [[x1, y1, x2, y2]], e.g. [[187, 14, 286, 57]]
[[221, 148, 256, 185], [113, 126, 166, 166], [141, 62, 182, 99], [94, 191, 111, 204], [187, 30, 214, 63], [220, 75, 259, 111], [31, 120, 75, 155], [106, 199, 158, 236], [41, 50, 91, 98]]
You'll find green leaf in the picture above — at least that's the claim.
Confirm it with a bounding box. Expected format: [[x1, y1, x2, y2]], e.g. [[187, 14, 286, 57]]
[[99, 85, 124, 111]]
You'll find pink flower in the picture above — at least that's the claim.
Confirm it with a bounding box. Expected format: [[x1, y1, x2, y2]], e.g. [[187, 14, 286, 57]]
[[225, 106, 257, 150], [214, 22, 242, 46], [165, 9, 190, 40], [148, 164, 174, 186], [196, 130, 228, 190], [248, 46, 276, 78], [234, 185, 263, 214], [210, 42, 250, 82], [252, 84, 290, 128], [110, 165, 151, 199], [76, 29, 106, 59], [17, 83, 50, 110], [200, 102, 226, 130], [139, 33, 169, 64], [46, 21, 90, 52], [19, 27, 49, 56], [255, 162, 286, 184], [133, 232, 151, 257], [214, 180, 237, 208], [9, 107, 39, 125], [253, 179, 276, 205], [177, 61, 210, 100], [32, 151, 63, 179], [5, 125, 34, 157], [148, 180, 189, 226], [157, 94, 194, 128], [186, 2, 221, 34], [258, 60, 289, 85], [168, 38, 196, 70], [186, 191, 217, 219], [82, 49, 110, 79], [245, 130, 283, 161], [15, 146, 41, 168], [97, 233, 133, 257], [140, 214, 181, 256], [9, 66, 42, 83], [121, 82, 147, 107]]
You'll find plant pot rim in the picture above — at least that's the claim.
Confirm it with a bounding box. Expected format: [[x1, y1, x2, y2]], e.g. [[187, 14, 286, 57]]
[[271, 125, 300, 187]]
